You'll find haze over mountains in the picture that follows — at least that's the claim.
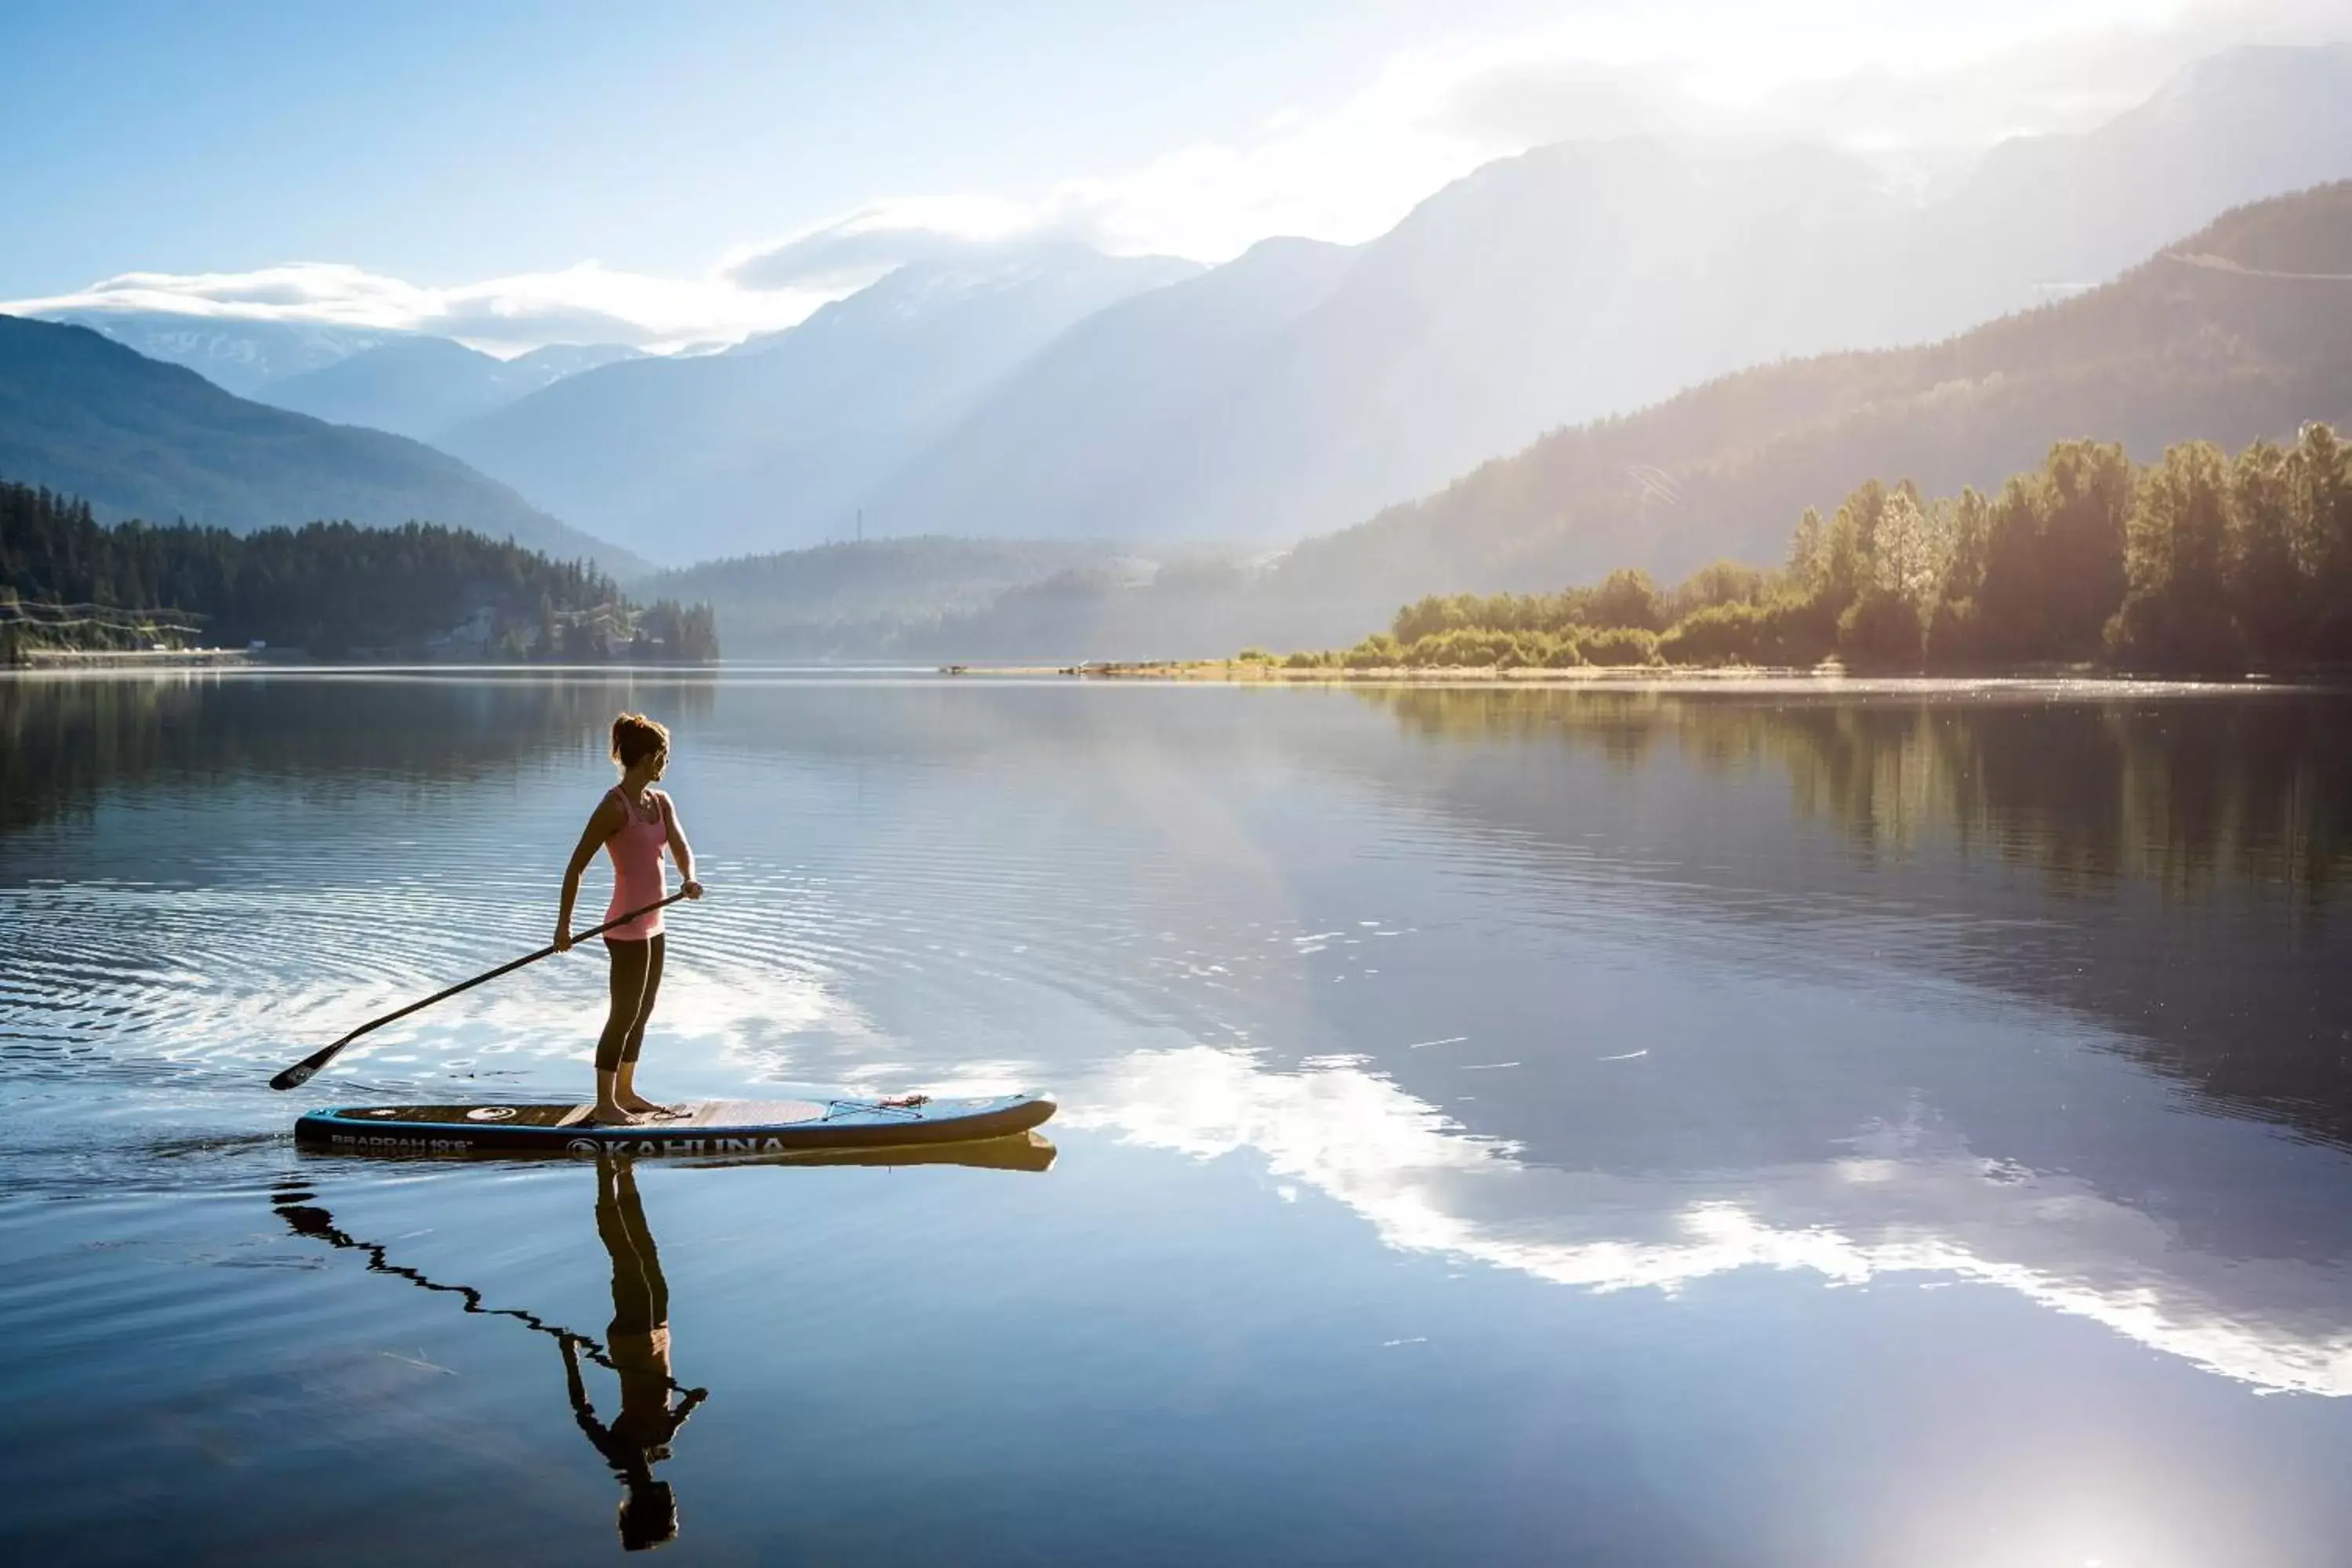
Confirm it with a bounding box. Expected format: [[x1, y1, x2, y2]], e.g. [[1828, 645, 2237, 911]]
[[1264, 178, 2352, 637], [256, 338, 643, 441], [435, 245, 1200, 564], [44, 309, 641, 438], [0, 315, 634, 570], [49, 310, 402, 397], [881, 43, 2352, 555], [419, 43, 2352, 568]]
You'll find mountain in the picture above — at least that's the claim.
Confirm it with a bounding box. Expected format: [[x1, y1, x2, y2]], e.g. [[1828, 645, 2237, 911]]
[[440, 244, 1201, 564], [507, 342, 645, 380], [643, 536, 1140, 655], [1264, 180, 2352, 633], [885, 143, 1911, 547], [856, 44, 2352, 553], [255, 336, 641, 441], [1917, 44, 2352, 327], [45, 310, 401, 397], [0, 314, 641, 572], [0, 478, 671, 662], [857, 237, 1358, 535]]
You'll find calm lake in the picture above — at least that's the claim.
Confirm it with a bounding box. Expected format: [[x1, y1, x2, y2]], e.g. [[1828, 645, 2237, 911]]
[[5, 670, 2352, 1566]]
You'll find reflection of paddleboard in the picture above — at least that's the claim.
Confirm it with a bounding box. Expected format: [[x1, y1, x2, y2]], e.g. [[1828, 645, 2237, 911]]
[[790, 1130, 1057, 1173], [297, 1092, 1056, 1158]]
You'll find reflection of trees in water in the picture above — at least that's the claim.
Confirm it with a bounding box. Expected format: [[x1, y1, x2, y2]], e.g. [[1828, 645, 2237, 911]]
[[0, 675, 719, 833], [1367, 687, 2352, 904], [1367, 684, 2352, 1152], [1769, 701, 2349, 903]]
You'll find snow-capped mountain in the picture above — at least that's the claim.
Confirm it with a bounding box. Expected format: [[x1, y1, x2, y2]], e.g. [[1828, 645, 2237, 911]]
[[45, 310, 402, 397]]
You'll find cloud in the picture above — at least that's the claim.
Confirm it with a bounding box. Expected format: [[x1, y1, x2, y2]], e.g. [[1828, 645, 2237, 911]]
[[1420, 0, 2352, 152], [5, 260, 836, 356], [724, 196, 1064, 292], [727, 3, 2352, 270], [10, 0, 2347, 348], [1436, 57, 1690, 147]]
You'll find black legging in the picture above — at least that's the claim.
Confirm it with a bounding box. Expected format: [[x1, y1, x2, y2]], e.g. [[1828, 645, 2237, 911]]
[[596, 935, 666, 1073]]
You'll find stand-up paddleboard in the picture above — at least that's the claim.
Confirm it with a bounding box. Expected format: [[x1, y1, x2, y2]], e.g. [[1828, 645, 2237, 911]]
[[297, 1091, 1055, 1159]]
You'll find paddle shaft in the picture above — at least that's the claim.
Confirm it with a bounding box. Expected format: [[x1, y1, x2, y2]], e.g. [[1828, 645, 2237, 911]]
[[268, 891, 690, 1091]]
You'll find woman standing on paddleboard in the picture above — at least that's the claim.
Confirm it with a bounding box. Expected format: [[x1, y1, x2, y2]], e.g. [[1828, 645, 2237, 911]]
[[557, 713, 702, 1125]]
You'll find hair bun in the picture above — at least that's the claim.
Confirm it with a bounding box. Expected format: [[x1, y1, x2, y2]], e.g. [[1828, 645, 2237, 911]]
[[610, 712, 670, 767]]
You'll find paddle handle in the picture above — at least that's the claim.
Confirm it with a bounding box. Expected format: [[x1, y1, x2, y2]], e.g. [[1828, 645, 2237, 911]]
[[268, 891, 691, 1091]]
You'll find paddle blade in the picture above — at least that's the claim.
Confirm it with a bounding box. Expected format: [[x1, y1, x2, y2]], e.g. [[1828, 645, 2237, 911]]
[[270, 1053, 330, 1092]]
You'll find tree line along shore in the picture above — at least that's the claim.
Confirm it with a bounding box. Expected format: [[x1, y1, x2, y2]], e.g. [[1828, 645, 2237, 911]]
[[13, 422, 2352, 677], [1236, 426, 2352, 677], [0, 479, 717, 665]]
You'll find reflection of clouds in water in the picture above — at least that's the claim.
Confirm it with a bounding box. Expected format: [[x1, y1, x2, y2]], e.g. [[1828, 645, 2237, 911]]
[[458, 971, 873, 1068], [1071, 1046, 2352, 1398]]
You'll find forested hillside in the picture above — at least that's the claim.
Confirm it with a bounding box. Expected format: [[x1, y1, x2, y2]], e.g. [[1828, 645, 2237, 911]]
[[1276, 425, 2352, 674], [0, 315, 638, 572], [0, 480, 714, 661], [644, 536, 1139, 655], [1262, 181, 2352, 636]]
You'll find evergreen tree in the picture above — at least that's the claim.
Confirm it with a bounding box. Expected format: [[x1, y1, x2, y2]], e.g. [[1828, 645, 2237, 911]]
[[2227, 440, 2305, 660], [1786, 507, 1826, 586], [0, 477, 718, 661], [1585, 568, 1668, 632], [2038, 441, 2135, 658], [2111, 442, 2239, 670], [2295, 423, 2352, 656]]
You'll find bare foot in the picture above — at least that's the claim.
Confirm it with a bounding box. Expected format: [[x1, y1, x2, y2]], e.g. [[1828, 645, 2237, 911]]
[[588, 1103, 642, 1127]]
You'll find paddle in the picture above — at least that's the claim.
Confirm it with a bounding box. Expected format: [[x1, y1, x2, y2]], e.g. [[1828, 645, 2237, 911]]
[[268, 891, 689, 1091]]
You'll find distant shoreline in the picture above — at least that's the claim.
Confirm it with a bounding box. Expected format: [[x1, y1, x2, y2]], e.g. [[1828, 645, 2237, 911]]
[[0, 655, 2322, 692], [2, 648, 723, 673], [13, 648, 260, 669], [939, 659, 2332, 691]]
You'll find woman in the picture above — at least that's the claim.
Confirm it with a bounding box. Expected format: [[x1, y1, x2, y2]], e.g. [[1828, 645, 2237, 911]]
[[557, 712, 702, 1124]]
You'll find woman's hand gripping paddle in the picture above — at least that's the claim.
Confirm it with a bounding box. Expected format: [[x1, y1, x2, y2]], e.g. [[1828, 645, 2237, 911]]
[[268, 892, 689, 1091]]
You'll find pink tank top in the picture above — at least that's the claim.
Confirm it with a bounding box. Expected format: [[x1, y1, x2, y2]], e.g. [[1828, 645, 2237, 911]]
[[603, 786, 670, 939]]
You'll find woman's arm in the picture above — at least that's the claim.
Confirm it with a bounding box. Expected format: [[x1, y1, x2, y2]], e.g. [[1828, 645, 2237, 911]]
[[658, 793, 703, 898], [557, 795, 627, 949]]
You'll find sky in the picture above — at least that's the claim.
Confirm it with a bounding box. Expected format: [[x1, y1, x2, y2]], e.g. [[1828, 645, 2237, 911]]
[[4, 0, 2347, 353]]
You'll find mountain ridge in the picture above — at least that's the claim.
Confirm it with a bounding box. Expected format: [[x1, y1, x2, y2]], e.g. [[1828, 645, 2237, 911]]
[[0, 314, 643, 573], [441, 245, 1202, 562], [256, 336, 642, 441]]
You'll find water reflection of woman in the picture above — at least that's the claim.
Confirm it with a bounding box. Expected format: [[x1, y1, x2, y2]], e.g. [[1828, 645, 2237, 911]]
[[562, 1156, 696, 1552]]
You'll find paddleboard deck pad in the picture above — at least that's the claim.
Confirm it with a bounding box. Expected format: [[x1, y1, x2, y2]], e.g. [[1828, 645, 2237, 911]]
[[297, 1091, 1055, 1158]]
